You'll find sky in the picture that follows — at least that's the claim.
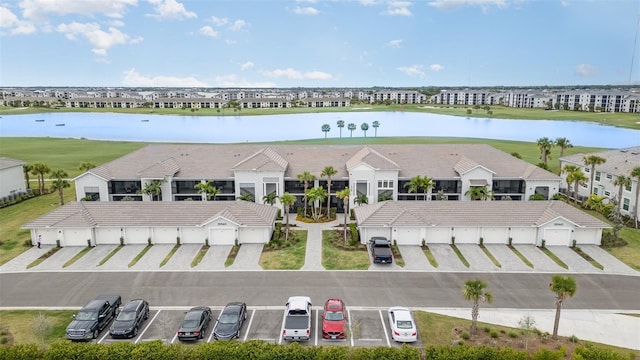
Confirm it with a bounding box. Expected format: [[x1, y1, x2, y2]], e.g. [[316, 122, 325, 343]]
[[1, 0, 639, 88]]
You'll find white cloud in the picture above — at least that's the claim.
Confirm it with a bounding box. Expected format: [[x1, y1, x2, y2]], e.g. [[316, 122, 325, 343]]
[[428, 0, 508, 10], [210, 16, 229, 27], [561, 1, 570, 6], [397, 64, 425, 77], [296, 0, 317, 3], [108, 20, 126, 27], [429, 64, 444, 71], [293, 6, 319, 15], [359, 0, 380, 5], [56, 22, 142, 55], [122, 68, 208, 87], [575, 64, 598, 77], [146, 0, 196, 20], [20, 0, 137, 20], [199, 26, 219, 37], [241, 61, 254, 70], [214, 74, 275, 88], [260, 68, 333, 80], [225, 39, 236, 45], [229, 19, 249, 31], [0, 6, 37, 35], [383, 1, 413, 16], [387, 39, 402, 48]]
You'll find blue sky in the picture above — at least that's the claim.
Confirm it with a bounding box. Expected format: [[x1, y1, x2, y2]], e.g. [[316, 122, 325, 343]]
[[1, 0, 639, 87]]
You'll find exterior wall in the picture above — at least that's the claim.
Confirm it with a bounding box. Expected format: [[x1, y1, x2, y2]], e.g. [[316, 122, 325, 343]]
[[0, 165, 25, 198], [233, 169, 285, 206], [75, 173, 109, 201], [349, 164, 375, 207], [459, 167, 493, 201], [425, 227, 451, 244], [481, 227, 509, 244], [32, 229, 59, 246], [524, 179, 561, 200]]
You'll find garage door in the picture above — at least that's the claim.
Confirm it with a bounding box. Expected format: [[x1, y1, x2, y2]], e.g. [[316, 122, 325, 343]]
[[209, 228, 235, 245], [181, 228, 205, 244], [127, 227, 150, 244], [510, 227, 536, 245], [454, 227, 479, 244], [544, 228, 571, 246], [62, 229, 92, 246], [96, 228, 121, 245], [239, 228, 267, 244], [426, 227, 450, 244], [482, 227, 508, 244], [395, 228, 421, 245]]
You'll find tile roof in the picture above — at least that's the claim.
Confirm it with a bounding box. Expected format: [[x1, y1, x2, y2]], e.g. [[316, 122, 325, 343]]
[[560, 146, 640, 176], [22, 201, 278, 229], [354, 200, 609, 228], [0, 157, 25, 170]]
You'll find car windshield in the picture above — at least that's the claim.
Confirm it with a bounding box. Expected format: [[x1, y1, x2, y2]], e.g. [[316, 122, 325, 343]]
[[397, 320, 413, 329], [75, 311, 97, 321], [219, 313, 238, 324], [181, 320, 200, 328], [325, 311, 344, 321], [116, 311, 136, 321]]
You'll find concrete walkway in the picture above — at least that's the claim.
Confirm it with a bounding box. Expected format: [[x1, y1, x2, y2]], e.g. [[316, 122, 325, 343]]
[[513, 245, 567, 272], [162, 244, 201, 270], [548, 246, 601, 273], [580, 245, 639, 275], [0, 246, 55, 272], [195, 245, 231, 270], [397, 245, 435, 271], [228, 244, 263, 270], [484, 244, 533, 272], [299, 217, 328, 271]]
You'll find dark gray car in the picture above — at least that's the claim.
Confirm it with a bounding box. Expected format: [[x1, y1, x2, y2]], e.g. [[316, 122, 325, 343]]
[[213, 302, 247, 340], [109, 299, 149, 338], [177, 306, 212, 341]]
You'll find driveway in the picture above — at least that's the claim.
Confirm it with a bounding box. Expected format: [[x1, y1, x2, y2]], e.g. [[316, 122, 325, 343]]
[[194, 245, 231, 270], [579, 245, 638, 275], [455, 245, 499, 272], [98, 244, 146, 270], [0, 245, 55, 272], [547, 246, 601, 273], [161, 244, 202, 270], [483, 244, 532, 272], [512, 245, 566, 272], [397, 246, 435, 271], [28, 246, 83, 271], [130, 245, 175, 270], [67, 245, 117, 270], [427, 244, 468, 271], [228, 244, 263, 270]]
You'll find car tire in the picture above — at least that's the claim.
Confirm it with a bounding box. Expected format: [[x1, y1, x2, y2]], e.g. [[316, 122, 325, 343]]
[[144, 310, 149, 320], [93, 329, 99, 339], [133, 327, 138, 337]]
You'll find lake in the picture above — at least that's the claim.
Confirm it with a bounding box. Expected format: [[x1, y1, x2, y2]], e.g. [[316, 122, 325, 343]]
[[0, 111, 637, 148]]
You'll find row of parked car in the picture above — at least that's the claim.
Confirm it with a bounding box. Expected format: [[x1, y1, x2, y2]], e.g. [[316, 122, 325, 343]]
[[66, 295, 417, 343]]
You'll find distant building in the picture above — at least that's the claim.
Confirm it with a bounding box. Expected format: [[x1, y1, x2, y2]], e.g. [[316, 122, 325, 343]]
[[0, 157, 26, 200]]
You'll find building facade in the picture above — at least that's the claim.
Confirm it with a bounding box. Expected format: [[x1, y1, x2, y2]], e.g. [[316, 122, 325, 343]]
[[0, 157, 26, 200]]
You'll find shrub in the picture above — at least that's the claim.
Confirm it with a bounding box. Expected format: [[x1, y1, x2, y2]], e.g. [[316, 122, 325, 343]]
[[461, 332, 470, 340], [490, 331, 499, 338], [483, 327, 491, 333], [508, 331, 518, 338]]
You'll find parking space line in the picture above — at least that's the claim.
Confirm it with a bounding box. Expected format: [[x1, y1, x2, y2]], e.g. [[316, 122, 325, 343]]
[[378, 310, 391, 347], [207, 312, 221, 343], [278, 307, 286, 345], [314, 309, 318, 346], [136, 310, 161, 344], [243, 309, 255, 342], [347, 308, 354, 347], [170, 332, 178, 344], [98, 328, 110, 344]]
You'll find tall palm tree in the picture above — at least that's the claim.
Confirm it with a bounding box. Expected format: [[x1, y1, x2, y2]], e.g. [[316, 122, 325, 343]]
[[31, 162, 50, 194], [421, 176, 434, 201], [50, 169, 70, 205], [305, 186, 327, 221], [462, 279, 493, 335], [297, 171, 316, 218], [582, 155, 606, 195], [372, 120, 380, 137], [561, 164, 580, 201], [279, 192, 296, 242], [321, 124, 331, 139], [139, 179, 164, 201], [465, 184, 493, 201], [347, 123, 356, 137], [195, 181, 220, 201], [78, 162, 96, 172], [336, 188, 350, 244], [404, 175, 424, 200], [567, 169, 588, 205], [336, 119, 345, 138], [612, 175, 631, 211], [263, 192, 277, 206], [321, 166, 338, 218], [549, 275, 577, 340], [631, 166, 640, 228], [23, 163, 32, 190], [361, 122, 369, 137], [554, 137, 572, 174], [536, 137, 554, 167]]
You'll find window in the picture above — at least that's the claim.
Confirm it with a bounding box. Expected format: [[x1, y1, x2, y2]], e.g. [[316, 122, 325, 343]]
[[584, 168, 590, 173], [625, 184, 632, 192], [593, 188, 598, 195], [604, 190, 611, 197], [377, 180, 394, 189], [623, 198, 630, 211], [606, 174, 612, 180], [595, 171, 601, 182]]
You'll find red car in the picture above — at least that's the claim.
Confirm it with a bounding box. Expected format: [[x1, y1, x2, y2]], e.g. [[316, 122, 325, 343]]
[[321, 298, 347, 339]]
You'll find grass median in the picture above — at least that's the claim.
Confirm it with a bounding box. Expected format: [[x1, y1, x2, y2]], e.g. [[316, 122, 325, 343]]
[[322, 230, 369, 270], [259, 231, 307, 270]]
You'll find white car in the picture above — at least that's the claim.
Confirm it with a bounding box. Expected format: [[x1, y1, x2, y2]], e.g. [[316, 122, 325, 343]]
[[387, 307, 417, 342]]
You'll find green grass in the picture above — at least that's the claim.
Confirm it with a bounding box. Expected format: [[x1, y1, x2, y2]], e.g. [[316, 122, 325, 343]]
[[62, 246, 93, 268], [422, 246, 439, 267], [541, 247, 569, 269], [190, 245, 209, 267], [259, 231, 307, 270], [224, 245, 240, 267], [480, 245, 502, 268], [322, 230, 370, 270], [390, 243, 405, 267], [0, 310, 76, 345], [508, 246, 534, 268], [98, 245, 124, 266], [159, 244, 180, 267], [128, 244, 152, 267], [451, 245, 470, 267], [26, 246, 61, 269], [605, 227, 640, 272]]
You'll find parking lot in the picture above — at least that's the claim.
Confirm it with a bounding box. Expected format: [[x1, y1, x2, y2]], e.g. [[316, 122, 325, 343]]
[[95, 306, 422, 348]]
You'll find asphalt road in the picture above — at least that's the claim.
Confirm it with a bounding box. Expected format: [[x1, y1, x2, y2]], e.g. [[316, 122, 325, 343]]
[[1, 271, 639, 310]]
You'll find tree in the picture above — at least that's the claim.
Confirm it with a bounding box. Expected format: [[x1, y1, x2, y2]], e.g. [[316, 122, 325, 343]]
[[347, 123, 356, 137], [612, 175, 631, 211], [582, 155, 606, 195], [336, 188, 350, 244], [195, 181, 220, 201], [279, 192, 296, 242], [263, 191, 277, 206], [321, 123, 331, 139], [79, 162, 96, 172], [465, 184, 493, 201], [372, 120, 380, 137], [50, 169, 70, 205], [297, 171, 316, 218], [361, 122, 369, 137], [32, 312, 52, 347], [462, 279, 493, 335], [567, 168, 588, 205], [23, 163, 33, 189], [536, 137, 554, 167], [403, 175, 433, 201], [549, 275, 577, 340], [355, 193, 368, 206], [561, 164, 580, 201], [554, 137, 572, 174], [305, 186, 327, 221], [321, 166, 338, 218], [631, 166, 640, 228], [238, 193, 254, 202], [337, 119, 345, 138], [31, 162, 50, 194], [139, 179, 164, 201]]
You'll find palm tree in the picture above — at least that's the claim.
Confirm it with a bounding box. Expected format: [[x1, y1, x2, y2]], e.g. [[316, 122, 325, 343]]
[[305, 186, 327, 221], [279, 192, 296, 242], [321, 124, 331, 139], [139, 179, 164, 201], [194, 181, 220, 201], [347, 123, 356, 137], [567, 169, 588, 205], [355, 193, 368, 206], [549, 275, 577, 340], [23, 163, 32, 190], [336, 188, 350, 244], [361, 122, 369, 137], [336, 119, 345, 138], [582, 155, 606, 195], [612, 175, 632, 211], [404, 175, 424, 200], [561, 164, 580, 201], [465, 184, 493, 201], [238, 193, 254, 202], [462, 279, 493, 335], [50, 169, 70, 205], [321, 166, 338, 218], [372, 120, 380, 137], [263, 192, 277, 206], [631, 166, 640, 228], [554, 138, 572, 174], [78, 162, 96, 172], [297, 171, 316, 218], [420, 176, 434, 201], [31, 162, 50, 194], [536, 137, 554, 167]]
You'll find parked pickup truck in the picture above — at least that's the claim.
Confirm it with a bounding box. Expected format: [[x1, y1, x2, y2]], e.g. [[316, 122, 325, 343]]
[[66, 295, 122, 341], [282, 296, 312, 341], [369, 236, 393, 264]]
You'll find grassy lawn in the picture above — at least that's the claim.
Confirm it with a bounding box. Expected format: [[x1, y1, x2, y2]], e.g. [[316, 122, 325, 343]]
[[259, 231, 307, 270], [606, 227, 640, 271], [451, 245, 470, 267], [159, 244, 180, 267], [322, 230, 370, 270], [0, 310, 76, 345], [191, 245, 209, 267], [98, 245, 124, 266], [62, 246, 92, 268], [421, 246, 439, 267]]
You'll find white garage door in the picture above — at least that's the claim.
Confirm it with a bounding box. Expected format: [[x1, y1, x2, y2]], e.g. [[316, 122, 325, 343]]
[[454, 227, 479, 244], [544, 228, 571, 246], [426, 227, 450, 244], [240, 228, 267, 244], [154, 227, 179, 244], [37, 229, 59, 246], [361, 228, 392, 244], [126, 227, 150, 244], [96, 228, 121, 245], [510, 227, 536, 245], [209, 228, 235, 245], [395, 228, 421, 245], [181, 228, 205, 244], [482, 227, 508, 244], [62, 229, 92, 246]]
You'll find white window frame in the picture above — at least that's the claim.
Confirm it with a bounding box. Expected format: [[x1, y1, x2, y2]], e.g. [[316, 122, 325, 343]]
[[623, 198, 630, 211]]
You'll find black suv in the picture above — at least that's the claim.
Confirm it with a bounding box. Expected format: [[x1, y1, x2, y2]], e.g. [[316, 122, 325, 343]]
[[109, 299, 150, 338]]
